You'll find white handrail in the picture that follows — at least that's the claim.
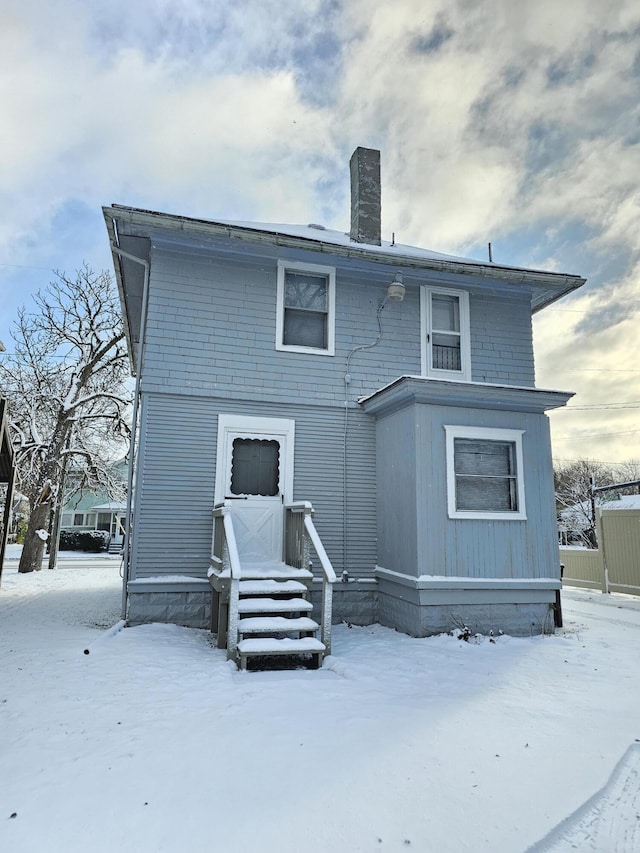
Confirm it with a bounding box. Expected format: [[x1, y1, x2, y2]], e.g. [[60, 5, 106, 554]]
[[286, 500, 314, 513], [222, 509, 242, 580], [211, 504, 243, 660], [303, 514, 337, 583], [297, 508, 335, 656]]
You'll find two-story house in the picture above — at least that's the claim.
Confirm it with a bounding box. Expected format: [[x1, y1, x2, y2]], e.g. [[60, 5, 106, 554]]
[[104, 147, 584, 667]]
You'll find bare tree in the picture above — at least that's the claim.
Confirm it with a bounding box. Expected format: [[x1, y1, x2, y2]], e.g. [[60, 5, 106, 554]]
[[0, 266, 131, 573], [554, 458, 640, 546]]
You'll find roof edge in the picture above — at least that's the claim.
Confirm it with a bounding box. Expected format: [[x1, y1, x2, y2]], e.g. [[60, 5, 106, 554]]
[[103, 205, 586, 310]]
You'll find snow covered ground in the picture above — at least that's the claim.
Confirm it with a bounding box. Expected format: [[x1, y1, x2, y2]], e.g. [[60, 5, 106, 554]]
[[1, 551, 639, 853]]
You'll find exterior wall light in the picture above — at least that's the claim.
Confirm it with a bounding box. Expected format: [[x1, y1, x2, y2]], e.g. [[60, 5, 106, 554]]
[[386, 275, 406, 302]]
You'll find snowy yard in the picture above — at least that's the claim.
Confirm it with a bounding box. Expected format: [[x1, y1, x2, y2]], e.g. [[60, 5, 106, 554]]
[[1, 551, 639, 853]]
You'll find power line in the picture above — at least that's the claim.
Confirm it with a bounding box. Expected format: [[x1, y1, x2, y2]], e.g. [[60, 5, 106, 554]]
[[553, 457, 640, 464], [560, 401, 640, 411], [0, 262, 54, 272], [553, 429, 640, 441], [559, 368, 640, 373]]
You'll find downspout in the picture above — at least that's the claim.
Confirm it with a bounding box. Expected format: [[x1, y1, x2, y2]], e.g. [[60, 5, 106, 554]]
[[110, 243, 150, 621]]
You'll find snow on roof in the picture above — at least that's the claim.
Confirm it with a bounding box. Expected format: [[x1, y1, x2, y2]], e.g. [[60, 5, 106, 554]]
[[90, 502, 127, 511], [207, 218, 478, 265], [602, 494, 640, 510], [560, 494, 640, 529]]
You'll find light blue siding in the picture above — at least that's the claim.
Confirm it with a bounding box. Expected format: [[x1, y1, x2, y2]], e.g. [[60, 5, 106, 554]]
[[132, 233, 553, 588], [120, 224, 560, 635], [131, 392, 377, 581], [373, 401, 560, 582], [138, 239, 536, 408]]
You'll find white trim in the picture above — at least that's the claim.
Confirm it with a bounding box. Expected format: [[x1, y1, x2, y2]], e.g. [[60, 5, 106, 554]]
[[444, 425, 526, 520], [275, 259, 336, 356], [420, 285, 471, 380], [375, 566, 559, 589], [215, 414, 295, 505]]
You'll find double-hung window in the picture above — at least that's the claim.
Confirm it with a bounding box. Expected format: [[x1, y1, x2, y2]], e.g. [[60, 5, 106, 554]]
[[276, 260, 336, 355], [444, 426, 526, 520], [421, 286, 470, 380]]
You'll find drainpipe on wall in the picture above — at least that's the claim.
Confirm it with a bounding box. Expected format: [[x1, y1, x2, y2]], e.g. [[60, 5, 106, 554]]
[[110, 243, 150, 621]]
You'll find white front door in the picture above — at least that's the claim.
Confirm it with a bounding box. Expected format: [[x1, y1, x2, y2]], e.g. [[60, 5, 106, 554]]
[[215, 415, 295, 563]]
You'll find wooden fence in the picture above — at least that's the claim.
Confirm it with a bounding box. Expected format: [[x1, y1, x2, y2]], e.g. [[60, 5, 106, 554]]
[[560, 508, 640, 596]]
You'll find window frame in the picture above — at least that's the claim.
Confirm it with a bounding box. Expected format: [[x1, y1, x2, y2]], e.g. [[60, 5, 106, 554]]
[[420, 285, 471, 381], [444, 425, 526, 520], [275, 260, 336, 356]]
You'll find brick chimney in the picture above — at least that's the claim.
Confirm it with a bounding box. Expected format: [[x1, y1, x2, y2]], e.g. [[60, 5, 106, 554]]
[[349, 147, 381, 246]]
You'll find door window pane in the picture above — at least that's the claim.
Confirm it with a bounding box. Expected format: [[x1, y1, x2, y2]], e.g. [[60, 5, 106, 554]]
[[231, 439, 280, 496], [431, 294, 462, 371], [432, 334, 461, 370], [432, 294, 460, 332]]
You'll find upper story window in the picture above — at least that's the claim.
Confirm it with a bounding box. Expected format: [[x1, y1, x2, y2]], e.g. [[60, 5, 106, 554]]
[[444, 425, 526, 520], [276, 260, 336, 356], [420, 286, 471, 380]]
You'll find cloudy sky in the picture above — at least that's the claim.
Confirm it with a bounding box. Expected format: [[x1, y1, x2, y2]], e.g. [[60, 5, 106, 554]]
[[1, 0, 639, 469]]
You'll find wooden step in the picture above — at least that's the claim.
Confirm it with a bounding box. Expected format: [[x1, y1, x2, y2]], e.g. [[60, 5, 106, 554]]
[[238, 597, 313, 614], [238, 579, 308, 596], [238, 637, 325, 654], [237, 636, 326, 669], [238, 616, 320, 635]]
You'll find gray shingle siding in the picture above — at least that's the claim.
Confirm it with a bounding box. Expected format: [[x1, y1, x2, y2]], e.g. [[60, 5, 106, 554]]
[[139, 243, 536, 403], [131, 392, 377, 581]]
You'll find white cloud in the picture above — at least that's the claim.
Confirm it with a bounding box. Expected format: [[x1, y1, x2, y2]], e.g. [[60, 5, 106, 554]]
[[2, 0, 640, 461], [534, 261, 640, 462]]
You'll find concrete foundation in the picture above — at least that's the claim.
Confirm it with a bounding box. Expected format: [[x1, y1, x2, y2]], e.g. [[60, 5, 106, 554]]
[[125, 577, 558, 638]]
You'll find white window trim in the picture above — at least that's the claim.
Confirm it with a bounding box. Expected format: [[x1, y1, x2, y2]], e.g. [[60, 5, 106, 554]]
[[444, 425, 526, 520], [276, 259, 336, 356], [215, 414, 295, 505], [420, 285, 471, 381]]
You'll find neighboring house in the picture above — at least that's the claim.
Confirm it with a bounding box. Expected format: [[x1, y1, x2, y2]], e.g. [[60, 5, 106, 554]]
[[104, 147, 585, 665], [560, 496, 640, 596], [559, 494, 640, 546], [60, 460, 127, 551]]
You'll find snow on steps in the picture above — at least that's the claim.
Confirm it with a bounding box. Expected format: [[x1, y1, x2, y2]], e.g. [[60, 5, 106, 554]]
[[227, 559, 326, 670], [238, 597, 313, 614], [238, 616, 320, 634], [237, 637, 325, 670], [238, 638, 325, 654], [238, 579, 308, 595], [214, 560, 312, 580]]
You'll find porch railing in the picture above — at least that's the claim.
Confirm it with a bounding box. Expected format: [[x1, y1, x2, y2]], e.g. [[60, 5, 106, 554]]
[[284, 501, 337, 655], [211, 503, 242, 661]]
